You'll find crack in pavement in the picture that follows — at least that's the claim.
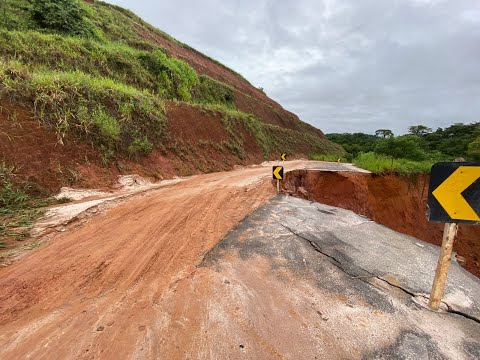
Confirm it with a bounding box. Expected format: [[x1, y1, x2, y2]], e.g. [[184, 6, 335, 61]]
[[279, 224, 480, 325], [280, 224, 377, 279], [444, 304, 480, 324], [374, 276, 420, 297]]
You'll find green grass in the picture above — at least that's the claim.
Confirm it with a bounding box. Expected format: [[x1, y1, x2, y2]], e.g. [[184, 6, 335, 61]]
[[191, 75, 235, 108], [0, 28, 248, 109], [0, 162, 73, 248], [310, 154, 348, 162], [0, 30, 200, 100], [264, 125, 344, 158], [353, 152, 434, 174], [0, 0, 341, 168], [0, 1, 243, 106], [0, 60, 166, 156], [0, 162, 30, 213], [190, 103, 343, 160]]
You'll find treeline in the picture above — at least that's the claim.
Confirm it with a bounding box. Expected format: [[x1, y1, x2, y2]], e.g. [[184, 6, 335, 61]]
[[327, 123, 480, 162]]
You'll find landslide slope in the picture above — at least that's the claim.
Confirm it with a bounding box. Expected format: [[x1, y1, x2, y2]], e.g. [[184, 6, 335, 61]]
[[0, 0, 342, 192]]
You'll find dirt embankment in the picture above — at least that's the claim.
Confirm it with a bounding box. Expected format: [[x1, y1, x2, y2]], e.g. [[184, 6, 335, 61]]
[[0, 100, 269, 192], [282, 170, 480, 278]]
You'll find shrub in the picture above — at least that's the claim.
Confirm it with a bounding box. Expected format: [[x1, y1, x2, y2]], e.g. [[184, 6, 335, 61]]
[[128, 137, 154, 156], [32, 0, 93, 36], [139, 50, 198, 100], [374, 135, 428, 161], [0, 60, 166, 155], [468, 137, 480, 160], [93, 107, 121, 144], [192, 75, 235, 107], [353, 152, 434, 174]]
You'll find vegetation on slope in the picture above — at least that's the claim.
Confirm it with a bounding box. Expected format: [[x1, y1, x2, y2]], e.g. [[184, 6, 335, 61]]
[[0, 0, 340, 173], [0, 60, 166, 159], [0, 162, 71, 251], [0, 0, 245, 104], [352, 153, 434, 175]]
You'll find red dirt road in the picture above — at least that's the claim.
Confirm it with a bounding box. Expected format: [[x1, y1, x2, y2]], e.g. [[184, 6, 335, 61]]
[[0, 161, 325, 359]]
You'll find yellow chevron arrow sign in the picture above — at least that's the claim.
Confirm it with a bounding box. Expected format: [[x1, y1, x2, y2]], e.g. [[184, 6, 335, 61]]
[[281, 153, 287, 161], [428, 163, 480, 311], [272, 166, 284, 180], [432, 166, 480, 222]]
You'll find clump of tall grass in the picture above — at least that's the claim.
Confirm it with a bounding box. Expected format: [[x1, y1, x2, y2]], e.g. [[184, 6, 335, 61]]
[[0, 162, 29, 213], [311, 154, 348, 162], [0, 60, 165, 157], [0, 162, 73, 247], [353, 152, 434, 174]]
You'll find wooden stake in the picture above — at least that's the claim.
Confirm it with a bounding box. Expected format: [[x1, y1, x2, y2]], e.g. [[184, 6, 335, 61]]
[[428, 222, 458, 310]]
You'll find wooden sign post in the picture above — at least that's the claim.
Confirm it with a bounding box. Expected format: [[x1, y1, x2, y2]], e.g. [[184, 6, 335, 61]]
[[273, 166, 284, 194], [428, 223, 458, 310], [427, 162, 479, 310]]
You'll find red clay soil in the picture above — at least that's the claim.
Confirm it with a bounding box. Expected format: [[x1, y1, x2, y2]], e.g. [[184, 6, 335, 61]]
[[163, 102, 265, 175], [0, 101, 119, 193], [0, 100, 270, 193], [282, 170, 480, 278]]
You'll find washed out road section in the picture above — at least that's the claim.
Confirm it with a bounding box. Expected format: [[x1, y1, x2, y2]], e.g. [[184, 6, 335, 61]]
[[0, 160, 360, 359], [156, 195, 480, 359]]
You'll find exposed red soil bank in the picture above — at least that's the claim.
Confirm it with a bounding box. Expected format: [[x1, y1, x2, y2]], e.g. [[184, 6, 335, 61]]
[[0, 101, 266, 193], [0, 101, 117, 193], [282, 170, 480, 278]]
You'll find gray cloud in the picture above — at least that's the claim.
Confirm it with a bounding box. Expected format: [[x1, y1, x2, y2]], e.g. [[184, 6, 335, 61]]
[[107, 0, 480, 134]]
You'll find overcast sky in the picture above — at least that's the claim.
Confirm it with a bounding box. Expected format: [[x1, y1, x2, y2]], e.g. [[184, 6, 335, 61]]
[[108, 0, 480, 135]]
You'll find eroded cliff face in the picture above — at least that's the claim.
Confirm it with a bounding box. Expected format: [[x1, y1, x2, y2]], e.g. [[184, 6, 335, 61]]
[[282, 170, 480, 278]]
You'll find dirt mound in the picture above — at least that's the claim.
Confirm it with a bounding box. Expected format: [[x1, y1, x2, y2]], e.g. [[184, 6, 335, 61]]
[[282, 170, 480, 278]]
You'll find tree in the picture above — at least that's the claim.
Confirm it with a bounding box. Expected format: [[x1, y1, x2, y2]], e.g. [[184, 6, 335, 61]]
[[326, 133, 378, 158], [467, 137, 480, 160], [409, 125, 432, 137], [424, 122, 480, 158], [375, 129, 394, 139], [374, 135, 427, 161]]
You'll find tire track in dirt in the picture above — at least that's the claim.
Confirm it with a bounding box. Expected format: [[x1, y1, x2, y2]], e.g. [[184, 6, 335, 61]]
[[0, 161, 327, 359]]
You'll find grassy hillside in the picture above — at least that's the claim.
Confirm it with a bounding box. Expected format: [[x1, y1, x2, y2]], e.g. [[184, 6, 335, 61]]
[[0, 0, 342, 185]]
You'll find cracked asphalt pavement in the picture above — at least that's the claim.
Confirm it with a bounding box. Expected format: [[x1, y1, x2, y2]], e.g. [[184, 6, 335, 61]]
[[160, 195, 480, 359]]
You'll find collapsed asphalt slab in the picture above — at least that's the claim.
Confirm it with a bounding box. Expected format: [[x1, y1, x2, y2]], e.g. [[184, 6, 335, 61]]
[[157, 195, 480, 359]]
